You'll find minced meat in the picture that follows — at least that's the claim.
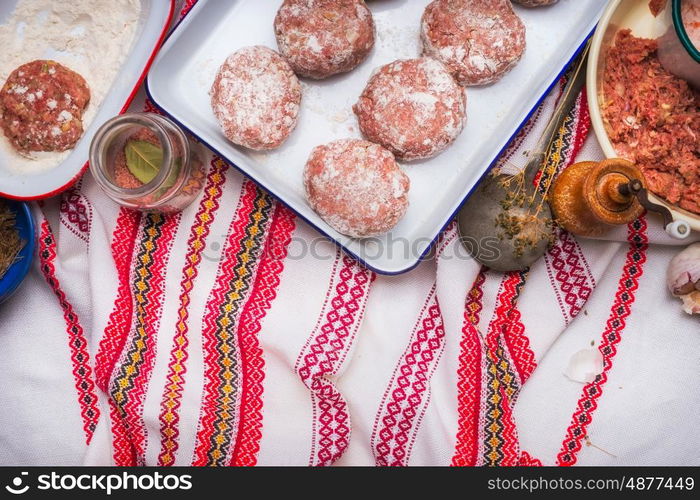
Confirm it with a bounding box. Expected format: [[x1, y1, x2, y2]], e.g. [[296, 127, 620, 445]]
[[649, 0, 667, 17], [602, 29, 700, 214]]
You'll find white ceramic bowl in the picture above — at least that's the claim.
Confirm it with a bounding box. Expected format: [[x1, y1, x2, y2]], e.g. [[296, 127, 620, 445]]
[[587, 0, 700, 232], [0, 0, 175, 200]]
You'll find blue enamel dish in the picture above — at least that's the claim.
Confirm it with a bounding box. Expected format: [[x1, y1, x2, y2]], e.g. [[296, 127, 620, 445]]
[[0, 200, 36, 305]]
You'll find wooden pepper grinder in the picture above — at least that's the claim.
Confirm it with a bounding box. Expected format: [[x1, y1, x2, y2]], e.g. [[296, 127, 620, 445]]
[[550, 158, 646, 237]]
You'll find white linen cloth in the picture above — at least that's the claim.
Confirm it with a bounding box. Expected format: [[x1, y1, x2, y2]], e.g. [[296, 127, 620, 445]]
[[0, 0, 698, 467]]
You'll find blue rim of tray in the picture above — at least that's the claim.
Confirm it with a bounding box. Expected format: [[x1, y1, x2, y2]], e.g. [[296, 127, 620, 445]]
[[146, 2, 597, 276]]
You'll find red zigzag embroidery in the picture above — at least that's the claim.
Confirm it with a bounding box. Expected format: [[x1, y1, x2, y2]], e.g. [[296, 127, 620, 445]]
[[157, 157, 228, 466], [545, 230, 595, 324], [192, 182, 273, 466], [452, 271, 486, 466], [557, 218, 648, 466], [296, 253, 373, 467], [38, 219, 100, 444], [95, 208, 141, 393], [110, 213, 181, 466], [372, 285, 446, 466], [231, 204, 296, 466]]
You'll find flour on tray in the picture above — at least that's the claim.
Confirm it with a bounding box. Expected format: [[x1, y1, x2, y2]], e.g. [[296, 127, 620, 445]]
[[0, 0, 141, 174], [374, 14, 421, 61]]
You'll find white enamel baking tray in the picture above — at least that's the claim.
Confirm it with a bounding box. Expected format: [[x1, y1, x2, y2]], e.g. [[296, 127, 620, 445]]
[[0, 0, 175, 200], [147, 0, 608, 275]]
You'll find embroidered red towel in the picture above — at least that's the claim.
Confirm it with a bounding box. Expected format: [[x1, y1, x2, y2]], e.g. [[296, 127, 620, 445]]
[[0, 0, 698, 467]]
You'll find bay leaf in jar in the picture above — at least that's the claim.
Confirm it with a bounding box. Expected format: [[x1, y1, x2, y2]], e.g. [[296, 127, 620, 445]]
[[125, 140, 164, 184]]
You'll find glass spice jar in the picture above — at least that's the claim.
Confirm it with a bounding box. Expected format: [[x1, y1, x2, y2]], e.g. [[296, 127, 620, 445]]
[[657, 0, 700, 89], [89, 113, 206, 213]]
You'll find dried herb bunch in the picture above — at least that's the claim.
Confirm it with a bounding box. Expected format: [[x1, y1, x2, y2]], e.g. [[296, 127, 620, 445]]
[[0, 201, 25, 280], [491, 140, 563, 258], [457, 45, 588, 272], [487, 48, 587, 259]]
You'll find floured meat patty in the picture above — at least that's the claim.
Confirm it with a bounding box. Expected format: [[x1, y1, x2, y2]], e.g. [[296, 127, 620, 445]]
[[421, 0, 526, 86], [274, 0, 375, 79], [512, 0, 559, 7], [304, 139, 410, 238], [353, 57, 467, 161], [210, 46, 302, 150], [602, 30, 699, 214], [0, 60, 90, 153]]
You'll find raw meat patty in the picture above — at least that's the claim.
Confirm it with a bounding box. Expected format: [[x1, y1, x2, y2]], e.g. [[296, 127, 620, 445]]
[[512, 0, 559, 7], [210, 46, 302, 150], [304, 139, 410, 238], [274, 0, 375, 79], [353, 57, 467, 161], [0, 60, 90, 153], [421, 0, 526, 86]]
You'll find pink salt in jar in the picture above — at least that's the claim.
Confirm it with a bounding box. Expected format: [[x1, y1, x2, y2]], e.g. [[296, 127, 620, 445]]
[[89, 113, 206, 213]]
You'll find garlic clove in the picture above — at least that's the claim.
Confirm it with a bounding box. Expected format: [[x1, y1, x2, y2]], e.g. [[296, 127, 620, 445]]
[[674, 277, 698, 296], [681, 291, 700, 316], [667, 243, 700, 295], [564, 348, 604, 384]]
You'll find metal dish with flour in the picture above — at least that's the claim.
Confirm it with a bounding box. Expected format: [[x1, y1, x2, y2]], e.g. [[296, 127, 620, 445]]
[[0, 0, 175, 200]]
